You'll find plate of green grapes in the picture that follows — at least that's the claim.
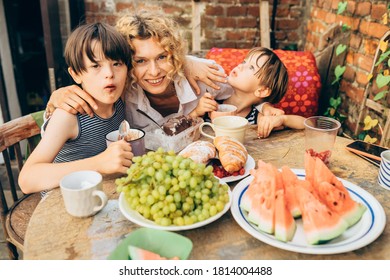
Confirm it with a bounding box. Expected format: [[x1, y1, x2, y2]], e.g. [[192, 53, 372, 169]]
[[116, 148, 232, 231]]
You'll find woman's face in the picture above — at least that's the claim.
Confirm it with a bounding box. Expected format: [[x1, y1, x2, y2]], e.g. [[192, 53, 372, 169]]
[[132, 37, 174, 95]]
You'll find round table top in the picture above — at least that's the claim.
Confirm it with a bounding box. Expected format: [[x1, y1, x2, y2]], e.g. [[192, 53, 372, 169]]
[[24, 126, 389, 260]]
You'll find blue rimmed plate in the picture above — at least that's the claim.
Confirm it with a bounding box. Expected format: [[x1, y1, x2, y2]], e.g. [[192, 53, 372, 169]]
[[230, 169, 386, 254]]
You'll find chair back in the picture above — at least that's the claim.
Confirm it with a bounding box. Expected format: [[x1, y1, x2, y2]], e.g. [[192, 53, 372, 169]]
[[0, 112, 43, 259]]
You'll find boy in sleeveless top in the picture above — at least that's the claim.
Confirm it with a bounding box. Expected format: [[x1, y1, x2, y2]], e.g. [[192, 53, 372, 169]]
[[19, 22, 133, 193]]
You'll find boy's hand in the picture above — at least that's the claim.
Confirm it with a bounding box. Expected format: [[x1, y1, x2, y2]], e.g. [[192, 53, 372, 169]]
[[257, 115, 286, 138], [47, 85, 98, 118], [96, 140, 133, 174], [190, 92, 218, 118], [261, 103, 285, 116]]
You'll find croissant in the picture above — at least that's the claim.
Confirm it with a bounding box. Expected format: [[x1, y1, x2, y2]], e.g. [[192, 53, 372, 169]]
[[179, 140, 217, 164], [213, 136, 248, 172]]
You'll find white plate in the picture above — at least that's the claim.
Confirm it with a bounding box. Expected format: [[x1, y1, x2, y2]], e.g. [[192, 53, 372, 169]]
[[231, 169, 386, 255], [119, 185, 232, 231], [219, 155, 256, 183]]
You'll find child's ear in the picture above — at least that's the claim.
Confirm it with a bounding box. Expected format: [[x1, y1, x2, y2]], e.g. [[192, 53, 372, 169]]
[[254, 87, 271, 98], [68, 67, 82, 84]]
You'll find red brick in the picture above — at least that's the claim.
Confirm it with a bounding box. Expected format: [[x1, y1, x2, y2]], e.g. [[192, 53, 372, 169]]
[[116, 3, 133, 12], [349, 34, 362, 50], [280, 0, 300, 5], [227, 6, 247, 17], [353, 53, 374, 72], [356, 69, 370, 87], [330, 0, 338, 10], [237, 18, 257, 28], [314, 9, 328, 21], [356, 2, 371, 17], [325, 12, 337, 24], [275, 31, 287, 40], [347, 1, 356, 14], [290, 7, 303, 18], [277, 19, 301, 30], [247, 6, 259, 17], [342, 82, 365, 103], [276, 6, 290, 17], [336, 15, 359, 31], [237, 0, 258, 4], [360, 20, 390, 39], [204, 30, 223, 41], [346, 52, 354, 65], [226, 31, 244, 41], [205, 5, 224, 16], [372, 4, 388, 21], [287, 31, 299, 42], [344, 66, 356, 83], [215, 17, 236, 28], [363, 39, 379, 57]]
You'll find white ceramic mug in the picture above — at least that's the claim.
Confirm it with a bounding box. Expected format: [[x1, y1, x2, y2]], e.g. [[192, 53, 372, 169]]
[[199, 115, 248, 143], [106, 128, 146, 156], [60, 170, 108, 218], [209, 104, 237, 122], [378, 150, 390, 190]]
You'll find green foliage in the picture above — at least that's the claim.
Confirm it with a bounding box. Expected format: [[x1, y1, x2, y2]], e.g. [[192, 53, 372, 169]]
[[336, 44, 347, 56], [332, 65, 346, 85], [337, 2, 347, 15]]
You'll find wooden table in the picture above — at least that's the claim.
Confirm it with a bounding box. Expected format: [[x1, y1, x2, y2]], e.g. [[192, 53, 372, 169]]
[[23, 126, 389, 259]]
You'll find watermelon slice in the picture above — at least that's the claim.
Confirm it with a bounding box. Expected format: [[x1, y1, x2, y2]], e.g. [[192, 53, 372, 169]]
[[280, 166, 301, 217], [241, 160, 273, 212], [317, 181, 366, 227], [128, 245, 179, 260], [274, 189, 296, 242], [309, 157, 367, 228], [247, 179, 276, 234], [296, 186, 348, 245]]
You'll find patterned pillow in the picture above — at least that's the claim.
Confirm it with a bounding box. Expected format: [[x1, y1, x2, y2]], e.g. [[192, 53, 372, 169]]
[[205, 47, 321, 118]]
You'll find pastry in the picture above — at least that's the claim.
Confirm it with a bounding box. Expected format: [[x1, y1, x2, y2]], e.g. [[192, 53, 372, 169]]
[[179, 141, 216, 164], [213, 136, 248, 172], [162, 115, 193, 136]]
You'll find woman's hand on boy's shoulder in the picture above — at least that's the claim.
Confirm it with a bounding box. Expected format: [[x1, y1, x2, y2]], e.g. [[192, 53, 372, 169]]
[[47, 85, 98, 117]]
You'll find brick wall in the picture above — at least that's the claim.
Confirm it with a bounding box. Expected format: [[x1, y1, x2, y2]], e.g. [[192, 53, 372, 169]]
[[83, 0, 306, 50], [305, 0, 389, 135]]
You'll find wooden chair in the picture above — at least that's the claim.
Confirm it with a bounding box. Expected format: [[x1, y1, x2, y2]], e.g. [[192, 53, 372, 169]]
[[0, 112, 43, 259]]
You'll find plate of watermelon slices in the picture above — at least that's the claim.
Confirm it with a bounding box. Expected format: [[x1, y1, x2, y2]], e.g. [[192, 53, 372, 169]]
[[231, 169, 386, 255]]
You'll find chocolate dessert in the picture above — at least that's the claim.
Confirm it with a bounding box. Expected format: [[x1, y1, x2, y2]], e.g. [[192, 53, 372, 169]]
[[162, 115, 193, 136]]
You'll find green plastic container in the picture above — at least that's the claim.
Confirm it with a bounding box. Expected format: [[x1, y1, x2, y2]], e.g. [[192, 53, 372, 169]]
[[108, 227, 193, 260]]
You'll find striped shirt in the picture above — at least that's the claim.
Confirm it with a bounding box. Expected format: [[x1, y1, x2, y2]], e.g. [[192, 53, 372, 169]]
[[53, 99, 125, 163]]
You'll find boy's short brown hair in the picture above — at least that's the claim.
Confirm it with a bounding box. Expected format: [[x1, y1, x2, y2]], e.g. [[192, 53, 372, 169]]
[[247, 47, 288, 104], [64, 22, 131, 74]]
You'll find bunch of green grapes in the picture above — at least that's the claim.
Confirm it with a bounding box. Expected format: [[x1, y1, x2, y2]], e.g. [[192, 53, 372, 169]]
[[115, 147, 230, 226]]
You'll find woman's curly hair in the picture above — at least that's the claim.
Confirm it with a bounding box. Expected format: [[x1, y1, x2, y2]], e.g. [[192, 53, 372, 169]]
[[115, 10, 187, 88]]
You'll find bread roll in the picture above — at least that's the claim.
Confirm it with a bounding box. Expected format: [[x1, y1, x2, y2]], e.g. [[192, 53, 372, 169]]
[[214, 136, 248, 172], [179, 141, 216, 164]]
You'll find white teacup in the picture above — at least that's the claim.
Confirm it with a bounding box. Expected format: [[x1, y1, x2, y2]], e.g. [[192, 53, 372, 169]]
[[60, 170, 108, 218], [378, 150, 390, 190], [199, 115, 248, 143], [209, 104, 237, 122]]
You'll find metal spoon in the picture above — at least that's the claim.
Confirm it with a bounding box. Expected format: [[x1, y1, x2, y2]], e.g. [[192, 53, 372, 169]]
[[119, 120, 131, 140], [136, 109, 165, 132]]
